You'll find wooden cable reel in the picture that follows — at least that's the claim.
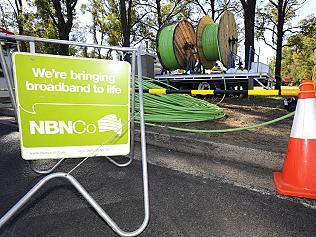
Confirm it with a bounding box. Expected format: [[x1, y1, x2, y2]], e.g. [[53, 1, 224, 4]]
[[218, 10, 238, 68], [196, 15, 216, 69], [157, 20, 197, 71], [197, 10, 237, 69]]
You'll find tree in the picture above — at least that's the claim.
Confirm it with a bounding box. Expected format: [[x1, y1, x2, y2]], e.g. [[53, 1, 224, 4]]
[[0, 5, 7, 29], [117, 0, 150, 47], [189, 0, 242, 22], [1, 0, 27, 50], [7, 0, 24, 35], [119, 0, 132, 47], [189, 0, 215, 20], [136, 0, 192, 49], [83, 0, 147, 48], [256, 0, 305, 90], [240, 0, 256, 69], [150, 0, 190, 27], [34, 0, 78, 55], [0, 0, 61, 53], [83, 0, 192, 52], [281, 15, 316, 84], [81, 0, 121, 58]]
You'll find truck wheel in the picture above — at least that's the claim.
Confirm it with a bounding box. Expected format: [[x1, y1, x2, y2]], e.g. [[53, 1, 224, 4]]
[[197, 82, 211, 90]]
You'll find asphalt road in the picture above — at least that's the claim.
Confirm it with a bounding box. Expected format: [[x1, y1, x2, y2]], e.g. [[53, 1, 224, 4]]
[[0, 124, 316, 237]]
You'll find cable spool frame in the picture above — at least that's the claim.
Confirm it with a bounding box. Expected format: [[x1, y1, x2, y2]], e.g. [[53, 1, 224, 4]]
[[157, 20, 197, 71]]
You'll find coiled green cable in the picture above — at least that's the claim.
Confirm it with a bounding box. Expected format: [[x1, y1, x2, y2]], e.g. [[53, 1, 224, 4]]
[[202, 23, 220, 61], [158, 24, 180, 70], [135, 79, 225, 123]]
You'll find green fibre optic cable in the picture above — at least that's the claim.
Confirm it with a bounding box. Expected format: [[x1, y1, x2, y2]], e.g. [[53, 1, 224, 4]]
[[158, 24, 180, 70], [202, 23, 220, 61], [134, 79, 225, 123], [139, 112, 295, 133], [134, 76, 295, 133]]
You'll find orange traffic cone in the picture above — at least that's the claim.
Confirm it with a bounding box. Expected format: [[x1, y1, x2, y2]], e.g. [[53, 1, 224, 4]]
[[274, 79, 316, 199]]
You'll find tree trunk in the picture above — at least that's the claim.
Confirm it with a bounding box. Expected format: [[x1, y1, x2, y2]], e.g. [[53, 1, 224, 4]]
[[241, 0, 256, 70], [119, 0, 131, 47], [58, 31, 70, 55], [243, 10, 255, 70], [274, 0, 285, 91], [156, 0, 162, 27], [15, 0, 27, 51], [274, 42, 282, 90], [17, 23, 27, 52], [210, 0, 215, 20], [50, 0, 77, 55]]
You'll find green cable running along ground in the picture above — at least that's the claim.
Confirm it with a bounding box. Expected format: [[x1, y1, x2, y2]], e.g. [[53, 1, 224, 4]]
[[135, 76, 295, 133], [140, 112, 295, 133]]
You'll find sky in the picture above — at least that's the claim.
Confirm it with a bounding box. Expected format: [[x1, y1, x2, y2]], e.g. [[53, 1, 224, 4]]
[[255, 0, 316, 64]]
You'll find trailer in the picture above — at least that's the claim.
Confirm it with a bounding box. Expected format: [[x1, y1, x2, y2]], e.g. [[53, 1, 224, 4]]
[[155, 71, 274, 91]]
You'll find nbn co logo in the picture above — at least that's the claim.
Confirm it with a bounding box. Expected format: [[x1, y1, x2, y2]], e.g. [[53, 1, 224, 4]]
[[29, 114, 123, 136]]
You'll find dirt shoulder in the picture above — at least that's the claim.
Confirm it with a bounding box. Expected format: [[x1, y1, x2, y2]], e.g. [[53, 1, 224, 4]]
[[144, 96, 292, 154]]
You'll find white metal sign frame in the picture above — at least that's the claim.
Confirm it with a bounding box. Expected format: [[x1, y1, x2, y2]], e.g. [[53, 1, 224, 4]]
[[0, 33, 149, 237]]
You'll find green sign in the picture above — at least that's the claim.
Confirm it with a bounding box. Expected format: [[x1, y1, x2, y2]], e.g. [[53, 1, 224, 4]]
[[13, 53, 131, 160]]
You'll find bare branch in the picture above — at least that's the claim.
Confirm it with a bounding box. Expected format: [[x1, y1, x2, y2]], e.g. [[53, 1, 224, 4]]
[[283, 27, 300, 34], [131, 11, 151, 28], [6, 0, 18, 17], [162, 1, 180, 25], [258, 12, 277, 26], [138, 21, 159, 31], [285, 0, 306, 16], [134, 2, 157, 10], [268, 0, 278, 8], [46, 6, 59, 27], [131, 35, 151, 46], [262, 36, 277, 50], [263, 26, 278, 36], [190, 0, 207, 15]]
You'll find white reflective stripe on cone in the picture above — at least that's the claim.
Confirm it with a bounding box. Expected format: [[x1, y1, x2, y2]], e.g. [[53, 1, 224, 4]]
[[290, 98, 316, 139]]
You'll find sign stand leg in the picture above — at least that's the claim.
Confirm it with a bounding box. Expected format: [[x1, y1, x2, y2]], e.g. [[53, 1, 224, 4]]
[[28, 158, 66, 174]]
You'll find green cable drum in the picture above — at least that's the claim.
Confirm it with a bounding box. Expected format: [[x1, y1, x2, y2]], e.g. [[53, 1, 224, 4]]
[[202, 23, 220, 61], [157, 20, 196, 71], [196, 16, 216, 69], [157, 24, 180, 70], [197, 10, 237, 68]]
